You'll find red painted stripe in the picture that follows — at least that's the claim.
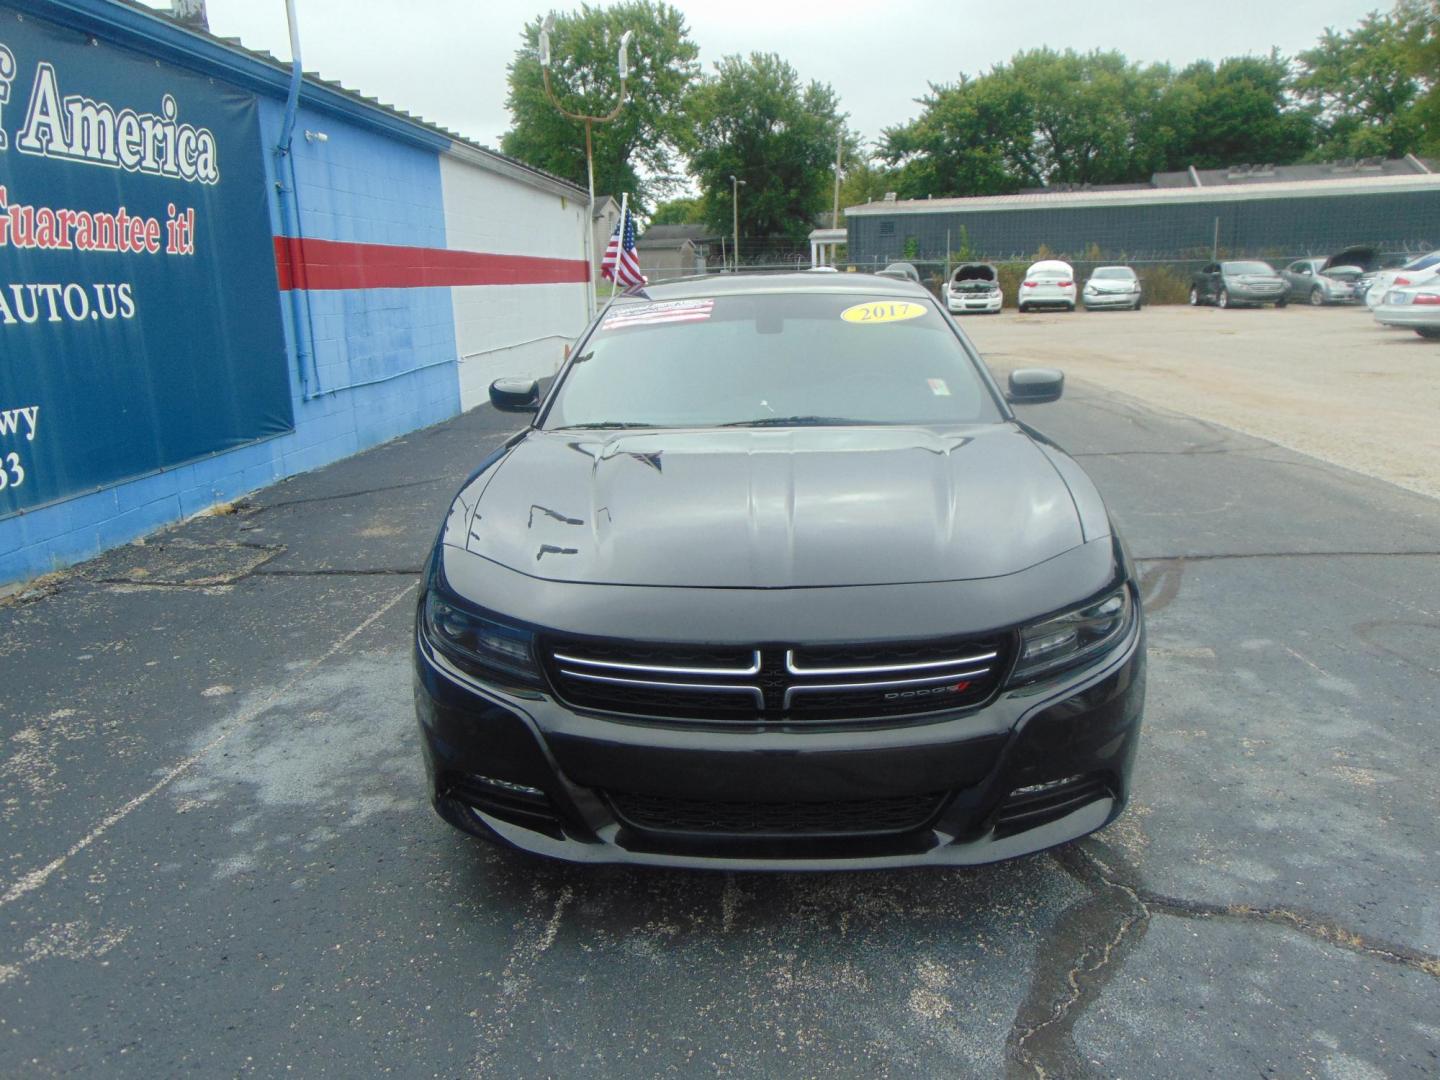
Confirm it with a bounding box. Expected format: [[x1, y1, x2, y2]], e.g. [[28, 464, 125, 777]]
[[273, 236, 590, 291]]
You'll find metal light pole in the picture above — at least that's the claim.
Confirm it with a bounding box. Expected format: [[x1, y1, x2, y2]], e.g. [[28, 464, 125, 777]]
[[538, 16, 633, 318], [729, 174, 746, 272]]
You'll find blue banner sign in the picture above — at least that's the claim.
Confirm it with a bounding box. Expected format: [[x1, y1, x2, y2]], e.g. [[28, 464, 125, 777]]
[[0, 6, 291, 518]]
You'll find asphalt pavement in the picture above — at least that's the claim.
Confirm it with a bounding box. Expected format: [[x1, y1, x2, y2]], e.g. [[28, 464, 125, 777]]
[[2, 377, 1438, 1078]]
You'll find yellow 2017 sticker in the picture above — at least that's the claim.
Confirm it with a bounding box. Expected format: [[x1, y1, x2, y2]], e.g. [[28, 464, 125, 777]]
[[840, 300, 927, 324]]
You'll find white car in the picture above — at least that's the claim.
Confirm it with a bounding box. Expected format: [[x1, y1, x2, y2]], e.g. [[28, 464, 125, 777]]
[[945, 263, 1003, 314], [1364, 250, 1440, 308], [1081, 266, 1143, 311], [1373, 273, 1440, 338], [1018, 259, 1077, 312]]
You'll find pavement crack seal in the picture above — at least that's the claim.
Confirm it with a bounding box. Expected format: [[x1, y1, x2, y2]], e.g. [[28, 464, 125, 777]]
[[0, 582, 416, 910], [1006, 846, 1149, 1080], [1137, 558, 1184, 615], [252, 568, 424, 578], [1140, 892, 1440, 977], [1010, 839, 1440, 1078], [256, 475, 454, 511], [1069, 844, 1440, 976], [1136, 550, 1440, 564], [472, 881, 574, 1077]]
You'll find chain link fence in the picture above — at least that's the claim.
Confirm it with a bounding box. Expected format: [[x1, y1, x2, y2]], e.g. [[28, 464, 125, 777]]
[[641, 233, 1437, 304]]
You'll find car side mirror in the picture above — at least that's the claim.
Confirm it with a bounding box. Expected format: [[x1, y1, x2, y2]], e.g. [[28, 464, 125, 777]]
[[1006, 368, 1064, 405], [489, 377, 540, 412]]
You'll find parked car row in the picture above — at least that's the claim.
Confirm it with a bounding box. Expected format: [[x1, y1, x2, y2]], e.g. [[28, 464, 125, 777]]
[[934, 249, 1440, 338], [945, 260, 1143, 315], [1368, 249, 1440, 339]]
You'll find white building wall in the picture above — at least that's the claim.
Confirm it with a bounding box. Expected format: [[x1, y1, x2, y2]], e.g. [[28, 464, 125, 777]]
[[439, 155, 592, 409]]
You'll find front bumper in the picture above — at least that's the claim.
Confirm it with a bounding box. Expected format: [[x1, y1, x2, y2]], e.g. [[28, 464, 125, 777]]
[[1227, 285, 1287, 304], [413, 615, 1145, 870], [947, 292, 1002, 314], [1082, 291, 1140, 309]]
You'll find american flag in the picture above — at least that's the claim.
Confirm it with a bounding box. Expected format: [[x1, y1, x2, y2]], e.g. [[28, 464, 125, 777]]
[[600, 207, 645, 288]]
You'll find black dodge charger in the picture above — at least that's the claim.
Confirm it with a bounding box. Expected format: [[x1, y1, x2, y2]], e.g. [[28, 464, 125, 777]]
[[413, 274, 1145, 870]]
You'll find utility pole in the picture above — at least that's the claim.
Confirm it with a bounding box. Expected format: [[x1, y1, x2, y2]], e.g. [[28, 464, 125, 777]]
[[729, 174, 746, 272], [832, 128, 844, 229], [538, 16, 633, 318]]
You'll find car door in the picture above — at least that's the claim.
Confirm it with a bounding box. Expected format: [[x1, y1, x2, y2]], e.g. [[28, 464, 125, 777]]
[[1284, 261, 1311, 299], [1199, 264, 1220, 300]]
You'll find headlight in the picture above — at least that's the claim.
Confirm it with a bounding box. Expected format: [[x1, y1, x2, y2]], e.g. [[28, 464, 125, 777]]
[[422, 588, 541, 686], [1009, 587, 1135, 685]]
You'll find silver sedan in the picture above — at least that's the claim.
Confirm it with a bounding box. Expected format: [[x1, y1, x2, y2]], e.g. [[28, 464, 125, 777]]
[[1081, 266, 1143, 311], [1373, 272, 1440, 339], [1281, 258, 1359, 305]]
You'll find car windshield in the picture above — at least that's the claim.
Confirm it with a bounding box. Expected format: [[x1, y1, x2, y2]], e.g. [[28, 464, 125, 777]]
[[1092, 268, 1134, 280], [542, 292, 1003, 430], [1223, 261, 1275, 275], [1404, 252, 1440, 270]]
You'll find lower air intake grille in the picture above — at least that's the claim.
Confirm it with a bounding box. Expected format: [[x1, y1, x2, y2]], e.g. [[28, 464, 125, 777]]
[[993, 775, 1111, 835], [444, 773, 563, 838], [606, 790, 948, 837]]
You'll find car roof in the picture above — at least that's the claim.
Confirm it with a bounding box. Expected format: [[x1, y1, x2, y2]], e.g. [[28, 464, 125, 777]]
[[607, 272, 932, 307], [1026, 259, 1073, 273]]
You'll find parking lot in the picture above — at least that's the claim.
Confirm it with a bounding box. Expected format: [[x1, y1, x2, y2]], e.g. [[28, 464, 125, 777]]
[[3, 305, 1439, 1077], [965, 303, 1440, 500]]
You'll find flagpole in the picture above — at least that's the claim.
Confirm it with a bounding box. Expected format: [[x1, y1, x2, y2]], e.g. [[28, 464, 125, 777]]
[[611, 193, 628, 302]]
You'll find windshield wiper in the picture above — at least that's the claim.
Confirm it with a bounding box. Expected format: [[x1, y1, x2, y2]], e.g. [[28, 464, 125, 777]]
[[721, 415, 877, 428], [553, 421, 665, 430]]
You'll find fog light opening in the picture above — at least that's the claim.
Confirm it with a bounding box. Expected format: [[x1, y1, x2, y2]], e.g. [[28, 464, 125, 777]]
[[468, 774, 545, 799], [1010, 774, 1085, 798]]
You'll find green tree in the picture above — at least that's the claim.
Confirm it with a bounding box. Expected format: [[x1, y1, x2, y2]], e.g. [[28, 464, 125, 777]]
[[878, 48, 1319, 198], [880, 74, 1038, 197], [501, 2, 700, 212], [1295, 11, 1423, 159], [1401, 0, 1440, 154], [1164, 55, 1314, 168], [1007, 49, 1152, 185], [836, 158, 900, 215], [686, 53, 855, 238], [648, 196, 707, 225]]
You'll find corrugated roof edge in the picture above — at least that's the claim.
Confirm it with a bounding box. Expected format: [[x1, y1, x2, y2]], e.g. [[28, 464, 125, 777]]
[[846, 172, 1440, 216], [17, 0, 587, 201]]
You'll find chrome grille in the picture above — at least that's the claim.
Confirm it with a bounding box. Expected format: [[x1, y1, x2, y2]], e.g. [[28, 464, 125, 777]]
[[542, 635, 1009, 723]]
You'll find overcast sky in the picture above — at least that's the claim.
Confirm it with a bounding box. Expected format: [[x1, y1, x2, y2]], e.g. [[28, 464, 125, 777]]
[[146, 0, 1385, 149]]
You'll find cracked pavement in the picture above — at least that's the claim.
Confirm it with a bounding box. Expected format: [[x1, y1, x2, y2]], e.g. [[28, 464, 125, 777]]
[[3, 323, 1440, 1076]]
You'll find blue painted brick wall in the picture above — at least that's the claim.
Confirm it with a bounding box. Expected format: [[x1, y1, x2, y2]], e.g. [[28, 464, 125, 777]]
[[0, 93, 462, 585]]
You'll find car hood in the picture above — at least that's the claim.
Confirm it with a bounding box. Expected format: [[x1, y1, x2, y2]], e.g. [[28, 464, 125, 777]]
[[1324, 246, 1381, 273], [456, 426, 1088, 588], [951, 264, 998, 286]]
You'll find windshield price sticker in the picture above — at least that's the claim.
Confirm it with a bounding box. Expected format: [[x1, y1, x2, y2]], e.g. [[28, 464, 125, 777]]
[[601, 299, 715, 331], [840, 301, 927, 324]]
